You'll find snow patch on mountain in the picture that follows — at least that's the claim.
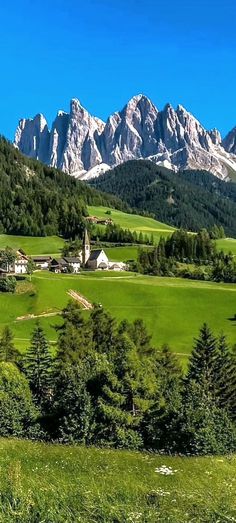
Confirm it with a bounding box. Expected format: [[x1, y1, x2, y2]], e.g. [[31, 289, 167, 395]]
[[14, 96, 236, 181]]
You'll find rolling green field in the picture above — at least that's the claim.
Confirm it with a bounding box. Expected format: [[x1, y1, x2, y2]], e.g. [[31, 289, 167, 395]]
[[89, 206, 236, 258], [88, 205, 175, 243], [2, 271, 236, 355], [0, 234, 64, 256], [0, 438, 235, 522]]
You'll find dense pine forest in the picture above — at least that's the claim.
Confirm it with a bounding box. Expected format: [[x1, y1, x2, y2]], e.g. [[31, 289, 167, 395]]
[[0, 138, 128, 237], [91, 160, 236, 235], [136, 228, 236, 282], [0, 301, 236, 455]]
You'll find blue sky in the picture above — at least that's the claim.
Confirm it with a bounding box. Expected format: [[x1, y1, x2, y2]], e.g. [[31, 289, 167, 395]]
[[1, 0, 235, 139]]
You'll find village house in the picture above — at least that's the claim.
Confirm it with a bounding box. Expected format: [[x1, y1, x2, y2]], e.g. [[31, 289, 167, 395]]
[[50, 258, 75, 273], [85, 215, 113, 226], [0, 229, 127, 277], [32, 256, 52, 270], [49, 230, 126, 273], [13, 251, 28, 274], [63, 257, 81, 273]]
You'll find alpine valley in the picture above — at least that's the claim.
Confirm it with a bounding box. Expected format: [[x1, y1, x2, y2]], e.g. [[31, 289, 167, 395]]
[[14, 94, 236, 181]]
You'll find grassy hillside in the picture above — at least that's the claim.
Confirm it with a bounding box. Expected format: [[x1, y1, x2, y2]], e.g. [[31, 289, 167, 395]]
[[88, 206, 236, 259], [216, 237, 236, 255], [2, 271, 236, 355], [0, 234, 64, 256], [88, 205, 174, 243], [0, 438, 235, 523]]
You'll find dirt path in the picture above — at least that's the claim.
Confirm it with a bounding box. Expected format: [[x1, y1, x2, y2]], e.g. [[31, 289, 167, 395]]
[[16, 311, 61, 321], [67, 289, 93, 310]]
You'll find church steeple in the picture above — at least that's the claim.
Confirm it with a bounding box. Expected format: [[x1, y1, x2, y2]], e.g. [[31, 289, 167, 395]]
[[83, 228, 90, 266]]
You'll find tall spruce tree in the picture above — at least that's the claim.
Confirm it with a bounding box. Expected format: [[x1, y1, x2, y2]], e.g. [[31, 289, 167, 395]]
[[187, 323, 218, 393], [24, 322, 52, 405], [56, 302, 93, 366], [90, 305, 117, 356], [156, 345, 183, 406], [213, 334, 236, 415], [0, 326, 20, 364]]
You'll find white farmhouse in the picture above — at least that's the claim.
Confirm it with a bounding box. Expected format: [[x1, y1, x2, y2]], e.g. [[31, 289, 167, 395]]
[[32, 256, 52, 270], [64, 257, 81, 273], [14, 252, 28, 274]]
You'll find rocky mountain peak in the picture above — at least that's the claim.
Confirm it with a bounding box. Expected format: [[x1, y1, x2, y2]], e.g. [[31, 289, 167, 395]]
[[223, 127, 236, 154], [14, 96, 236, 181]]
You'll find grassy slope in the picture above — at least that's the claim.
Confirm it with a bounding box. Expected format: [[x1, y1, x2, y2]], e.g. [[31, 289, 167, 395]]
[[216, 237, 236, 255], [0, 438, 235, 523], [88, 205, 174, 243], [3, 272, 236, 355], [0, 234, 64, 256], [89, 206, 236, 260]]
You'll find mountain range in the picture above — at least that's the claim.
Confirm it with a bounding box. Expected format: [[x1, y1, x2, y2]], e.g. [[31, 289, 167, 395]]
[[14, 95, 236, 181]]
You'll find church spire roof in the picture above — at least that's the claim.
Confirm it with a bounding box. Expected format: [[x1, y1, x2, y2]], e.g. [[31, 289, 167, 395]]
[[84, 227, 90, 246]]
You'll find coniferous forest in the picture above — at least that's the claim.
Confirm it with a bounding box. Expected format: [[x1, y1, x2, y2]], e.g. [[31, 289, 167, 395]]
[[92, 160, 236, 235], [0, 138, 128, 237], [0, 301, 236, 456], [136, 228, 236, 282]]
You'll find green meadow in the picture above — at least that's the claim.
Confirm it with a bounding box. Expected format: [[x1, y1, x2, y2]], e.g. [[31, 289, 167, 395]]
[[216, 237, 236, 255], [88, 205, 175, 243], [0, 438, 235, 523], [1, 271, 235, 355], [0, 234, 64, 256]]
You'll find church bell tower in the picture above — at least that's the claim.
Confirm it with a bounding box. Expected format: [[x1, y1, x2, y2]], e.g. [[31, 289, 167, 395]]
[[83, 228, 91, 266]]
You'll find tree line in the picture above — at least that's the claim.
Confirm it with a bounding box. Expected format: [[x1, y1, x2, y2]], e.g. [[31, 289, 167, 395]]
[[0, 302, 236, 455], [136, 229, 236, 283]]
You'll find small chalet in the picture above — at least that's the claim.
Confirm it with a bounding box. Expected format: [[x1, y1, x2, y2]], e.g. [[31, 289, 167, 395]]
[[32, 256, 52, 270], [50, 257, 81, 273], [63, 257, 81, 273]]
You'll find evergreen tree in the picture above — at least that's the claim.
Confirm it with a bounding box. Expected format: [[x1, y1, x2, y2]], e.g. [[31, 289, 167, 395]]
[[213, 334, 236, 415], [90, 305, 117, 356], [156, 344, 183, 406], [52, 362, 93, 444], [24, 322, 52, 405], [178, 380, 236, 455], [56, 302, 93, 366], [0, 326, 20, 364], [187, 323, 218, 394]]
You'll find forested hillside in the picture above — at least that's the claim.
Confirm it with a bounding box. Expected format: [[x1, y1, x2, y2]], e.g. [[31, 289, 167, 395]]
[[0, 138, 128, 237], [91, 160, 236, 236]]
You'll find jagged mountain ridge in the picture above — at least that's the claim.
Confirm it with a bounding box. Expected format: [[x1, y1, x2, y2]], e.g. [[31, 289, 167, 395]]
[[14, 95, 236, 180]]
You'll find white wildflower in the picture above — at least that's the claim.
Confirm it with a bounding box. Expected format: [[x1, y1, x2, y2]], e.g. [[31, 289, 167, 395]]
[[155, 465, 177, 475]]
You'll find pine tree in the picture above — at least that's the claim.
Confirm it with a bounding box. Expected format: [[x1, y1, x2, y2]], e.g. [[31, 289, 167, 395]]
[[187, 323, 218, 393], [90, 305, 116, 356], [213, 334, 236, 414], [157, 345, 183, 406], [24, 322, 52, 405], [56, 302, 93, 366], [0, 326, 20, 363]]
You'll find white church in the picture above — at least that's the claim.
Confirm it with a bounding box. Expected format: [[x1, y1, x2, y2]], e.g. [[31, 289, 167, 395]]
[[83, 229, 126, 271], [50, 230, 126, 273]]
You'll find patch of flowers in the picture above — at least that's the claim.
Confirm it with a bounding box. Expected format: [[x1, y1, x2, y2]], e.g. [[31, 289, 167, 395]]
[[155, 465, 177, 475]]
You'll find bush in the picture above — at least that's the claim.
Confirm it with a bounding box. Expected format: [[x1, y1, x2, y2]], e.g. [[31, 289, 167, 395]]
[[0, 277, 17, 293]]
